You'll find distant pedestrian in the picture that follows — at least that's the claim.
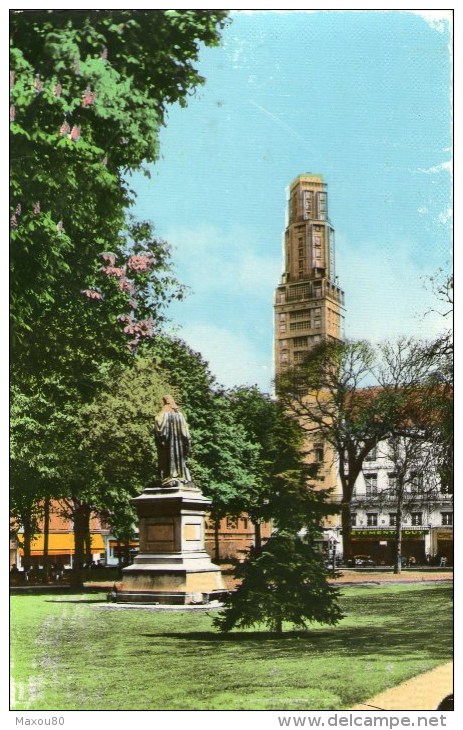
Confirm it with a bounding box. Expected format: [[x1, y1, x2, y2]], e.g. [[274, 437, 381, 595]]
[[440, 556, 447, 568]]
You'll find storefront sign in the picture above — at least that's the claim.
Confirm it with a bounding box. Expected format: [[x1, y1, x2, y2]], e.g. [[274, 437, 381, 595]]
[[352, 529, 426, 538]]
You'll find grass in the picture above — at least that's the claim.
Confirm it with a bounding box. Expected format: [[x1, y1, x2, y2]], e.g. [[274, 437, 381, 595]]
[[10, 583, 452, 711]]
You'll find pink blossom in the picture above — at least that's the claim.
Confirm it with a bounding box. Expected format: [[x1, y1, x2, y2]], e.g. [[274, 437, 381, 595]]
[[10, 71, 15, 89], [123, 323, 137, 335], [127, 254, 152, 272], [82, 87, 97, 107], [53, 82, 62, 97], [81, 289, 104, 300], [100, 266, 125, 277], [68, 125, 80, 142], [10, 105, 16, 122], [33, 202, 41, 215], [101, 47, 108, 60], [118, 278, 135, 293], [56, 220, 64, 234], [60, 120, 70, 135], [10, 214, 18, 228]]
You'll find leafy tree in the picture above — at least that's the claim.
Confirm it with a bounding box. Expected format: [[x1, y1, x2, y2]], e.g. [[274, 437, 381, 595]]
[[213, 385, 343, 634], [10, 10, 229, 579], [275, 340, 392, 561], [226, 385, 319, 547], [10, 374, 73, 570], [10, 9, 228, 345], [213, 491, 343, 634]]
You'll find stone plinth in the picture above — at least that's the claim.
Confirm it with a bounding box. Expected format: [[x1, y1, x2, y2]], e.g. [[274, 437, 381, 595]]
[[117, 485, 227, 605]]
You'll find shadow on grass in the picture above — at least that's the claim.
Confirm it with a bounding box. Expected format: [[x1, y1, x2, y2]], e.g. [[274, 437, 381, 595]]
[[140, 623, 450, 663], [46, 598, 105, 604], [139, 585, 452, 664]]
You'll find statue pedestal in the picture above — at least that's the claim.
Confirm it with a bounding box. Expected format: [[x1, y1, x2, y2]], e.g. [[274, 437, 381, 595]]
[[117, 485, 227, 605]]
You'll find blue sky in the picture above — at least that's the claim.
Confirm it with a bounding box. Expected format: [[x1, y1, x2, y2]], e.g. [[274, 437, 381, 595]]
[[131, 9, 452, 392]]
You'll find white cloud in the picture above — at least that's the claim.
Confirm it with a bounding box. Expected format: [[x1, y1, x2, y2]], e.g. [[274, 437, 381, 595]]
[[437, 208, 453, 226], [337, 233, 450, 345], [169, 322, 273, 391], [418, 160, 452, 175], [409, 10, 452, 33], [166, 223, 280, 300]]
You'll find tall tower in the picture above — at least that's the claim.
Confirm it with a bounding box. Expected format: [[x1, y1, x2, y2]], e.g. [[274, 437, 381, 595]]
[[274, 174, 345, 374]]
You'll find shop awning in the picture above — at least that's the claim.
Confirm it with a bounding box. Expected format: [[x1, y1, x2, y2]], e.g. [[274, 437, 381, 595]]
[[18, 532, 106, 556]]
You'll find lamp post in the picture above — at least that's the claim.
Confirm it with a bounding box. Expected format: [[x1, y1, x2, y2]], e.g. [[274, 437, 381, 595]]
[[329, 529, 339, 578]]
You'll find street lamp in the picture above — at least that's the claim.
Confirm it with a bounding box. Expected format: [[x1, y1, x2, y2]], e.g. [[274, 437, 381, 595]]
[[329, 529, 340, 578]]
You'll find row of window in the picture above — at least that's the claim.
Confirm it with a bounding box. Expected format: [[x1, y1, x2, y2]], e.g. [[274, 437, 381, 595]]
[[352, 512, 453, 527], [363, 471, 423, 492]]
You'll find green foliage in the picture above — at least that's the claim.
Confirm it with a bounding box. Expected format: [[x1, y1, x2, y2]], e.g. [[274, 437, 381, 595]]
[[10, 11, 228, 541], [10, 10, 228, 342], [214, 531, 344, 634], [78, 357, 173, 499], [226, 385, 327, 529]]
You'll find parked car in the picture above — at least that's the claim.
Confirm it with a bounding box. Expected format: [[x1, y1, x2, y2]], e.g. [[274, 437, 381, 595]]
[[352, 554, 376, 567]]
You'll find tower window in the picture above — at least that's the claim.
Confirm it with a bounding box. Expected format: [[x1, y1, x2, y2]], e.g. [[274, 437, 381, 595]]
[[367, 513, 378, 527], [290, 321, 310, 331], [441, 513, 452, 526], [290, 310, 309, 320]]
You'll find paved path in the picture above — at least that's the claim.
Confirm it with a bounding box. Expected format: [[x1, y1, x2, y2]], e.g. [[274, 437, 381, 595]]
[[350, 662, 453, 711]]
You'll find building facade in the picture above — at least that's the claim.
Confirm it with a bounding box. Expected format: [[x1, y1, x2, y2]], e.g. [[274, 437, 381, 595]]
[[309, 437, 453, 568], [341, 439, 453, 565]]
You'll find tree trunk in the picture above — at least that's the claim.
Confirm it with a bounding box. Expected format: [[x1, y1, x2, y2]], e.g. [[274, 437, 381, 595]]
[[340, 500, 352, 562], [42, 497, 50, 583], [117, 540, 123, 574], [253, 520, 262, 552], [214, 517, 220, 562], [84, 514, 92, 568], [274, 616, 283, 634], [71, 501, 90, 589], [124, 541, 131, 566], [393, 499, 403, 575], [21, 508, 33, 573]]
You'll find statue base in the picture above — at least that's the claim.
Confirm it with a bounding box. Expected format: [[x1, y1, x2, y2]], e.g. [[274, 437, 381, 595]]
[[117, 484, 227, 605]]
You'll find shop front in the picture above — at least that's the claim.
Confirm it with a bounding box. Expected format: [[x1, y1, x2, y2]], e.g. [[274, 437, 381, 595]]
[[351, 528, 428, 565], [17, 532, 106, 568]]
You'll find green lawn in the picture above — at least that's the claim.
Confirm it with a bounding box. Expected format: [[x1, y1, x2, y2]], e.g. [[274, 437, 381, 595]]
[[10, 583, 452, 711]]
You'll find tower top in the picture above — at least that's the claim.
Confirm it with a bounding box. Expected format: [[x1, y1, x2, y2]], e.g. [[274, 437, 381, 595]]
[[290, 173, 325, 190]]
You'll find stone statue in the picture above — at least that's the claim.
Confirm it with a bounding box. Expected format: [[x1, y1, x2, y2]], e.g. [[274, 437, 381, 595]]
[[154, 395, 192, 486]]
